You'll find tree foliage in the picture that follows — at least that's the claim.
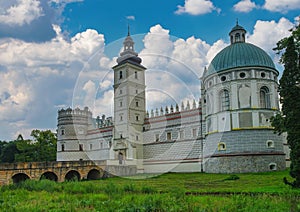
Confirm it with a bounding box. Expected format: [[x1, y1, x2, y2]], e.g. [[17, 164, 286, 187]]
[[272, 21, 300, 188], [0, 130, 57, 163]]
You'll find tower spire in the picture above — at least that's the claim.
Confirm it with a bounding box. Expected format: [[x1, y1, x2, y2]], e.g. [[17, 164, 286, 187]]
[[127, 24, 130, 36]]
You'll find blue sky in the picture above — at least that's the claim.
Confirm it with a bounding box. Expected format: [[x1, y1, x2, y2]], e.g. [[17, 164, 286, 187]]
[[0, 0, 299, 140]]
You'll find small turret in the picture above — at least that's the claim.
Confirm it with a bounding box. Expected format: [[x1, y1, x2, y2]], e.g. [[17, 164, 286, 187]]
[[229, 20, 246, 44]]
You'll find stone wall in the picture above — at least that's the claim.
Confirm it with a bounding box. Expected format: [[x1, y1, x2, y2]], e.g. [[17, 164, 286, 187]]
[[203, 129, 286, 173]]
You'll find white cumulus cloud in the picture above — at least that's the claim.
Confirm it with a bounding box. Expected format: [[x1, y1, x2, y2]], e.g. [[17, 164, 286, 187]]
[[247, 18, 294, 56], [233, 0, 258, 12], [263, 0, 300, 13], [0, 0, 44, 26], [175, 0, 220, 15]]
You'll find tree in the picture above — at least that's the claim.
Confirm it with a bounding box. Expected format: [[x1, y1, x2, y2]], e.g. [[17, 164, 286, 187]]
[[14, 130, 57, 162], [0, 141, 19, 163], [30, 129, 57, 162], [272, 22, 300, 188]]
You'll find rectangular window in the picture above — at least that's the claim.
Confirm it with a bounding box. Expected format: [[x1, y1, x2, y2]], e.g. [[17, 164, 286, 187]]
[[180, 130, 184, 140], [135, 71, 138, 79], [119, 71, 123, 79], [155, 134, 159, 142], [120, 101, 122, 107], [192, 128, 197, 138], [90, 143, 93, 150], [136, 135, 139, 141], [120, 115, 123, 121], [136, 115, 139, 121], [120, 89, 122, 94], [61, 144, 65, 152], [100, 142, 103, 149], [79, 144, 83, 151], [136, 101, 139, 107], [167, 132, 172, 141]]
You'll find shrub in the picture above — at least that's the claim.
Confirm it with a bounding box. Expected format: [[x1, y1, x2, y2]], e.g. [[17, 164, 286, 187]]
[[224, 175, 240, 181]]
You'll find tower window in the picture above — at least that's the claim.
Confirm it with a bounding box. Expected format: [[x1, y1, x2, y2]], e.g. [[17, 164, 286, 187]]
[[155, 134, 159, 142], [235, 33, 240, 42], [269, 163, 277, 171], [120, 101, 123, 107], [79, 144, 83, 151], [90, 144, 93, 150], [266, 140, 274, 148], [61, 129, 65, 135], [167, 132, 172, 141], [192, 128, 197, 138], [120, 115, 123, 121], [135, 71, 138, 79], [136, 135, 139, 141], [120, 89, 122, 94], [220, 89, 230, 111], [119, 71, 123, 79], [180, 130, 184, 139], [260, 86, 270, 108], [218, 142, 226, 151], [136, 101, 139, 107], [61, 144, 65, 152]]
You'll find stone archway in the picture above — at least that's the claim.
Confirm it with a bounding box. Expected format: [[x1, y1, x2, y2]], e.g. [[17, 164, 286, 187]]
[[40, 171, 58, 181], [87, 169, 101, 180], [65, 170, 81, 181], [12, 173, 30, 184]]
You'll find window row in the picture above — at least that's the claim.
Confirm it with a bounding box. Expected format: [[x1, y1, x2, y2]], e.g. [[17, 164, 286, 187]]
[[60, 142, 108, 152], [119, 71, 139, 79], [155, 128, 198, 142], [217, 86, 271, 112], [217, 140, 275, 151]]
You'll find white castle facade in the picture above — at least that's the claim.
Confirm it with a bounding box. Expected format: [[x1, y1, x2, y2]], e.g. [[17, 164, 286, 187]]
[[56, 24, 289, 174]]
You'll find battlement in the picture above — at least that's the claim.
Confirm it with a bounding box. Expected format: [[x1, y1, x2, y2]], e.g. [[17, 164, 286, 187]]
[[58, 106, 92, 117], [146, 99, 202, 119]]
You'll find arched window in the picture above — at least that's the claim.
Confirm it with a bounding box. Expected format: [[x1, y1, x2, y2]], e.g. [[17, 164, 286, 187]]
[[235, 33, 240, 42], [220, 90, 230, 111], [260, 86, 270, 108]]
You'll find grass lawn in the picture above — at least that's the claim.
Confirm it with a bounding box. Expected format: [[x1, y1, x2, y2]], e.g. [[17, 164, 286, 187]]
[[0, 170, 299, 211]]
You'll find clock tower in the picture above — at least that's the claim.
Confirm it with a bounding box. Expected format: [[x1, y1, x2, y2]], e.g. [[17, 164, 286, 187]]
[[112, 29, 146, 172]]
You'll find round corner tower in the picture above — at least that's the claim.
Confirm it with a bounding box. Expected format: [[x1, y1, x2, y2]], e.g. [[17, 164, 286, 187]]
[[201, 22, 286, 173], [57, 107, 92, 161]]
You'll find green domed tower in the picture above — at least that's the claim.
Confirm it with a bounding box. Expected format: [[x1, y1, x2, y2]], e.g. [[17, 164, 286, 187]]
[[201, 23, 285, 173]]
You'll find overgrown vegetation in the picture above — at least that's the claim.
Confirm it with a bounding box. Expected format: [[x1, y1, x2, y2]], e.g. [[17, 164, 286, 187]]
[[0, 129, 57, 163], [0, 170, 299, 211], [272, 20, 300, 188]]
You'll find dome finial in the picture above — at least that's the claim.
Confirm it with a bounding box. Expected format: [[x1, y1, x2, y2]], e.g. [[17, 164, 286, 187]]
[[236, 18, 239, 26], [127, 24, 130, 36]]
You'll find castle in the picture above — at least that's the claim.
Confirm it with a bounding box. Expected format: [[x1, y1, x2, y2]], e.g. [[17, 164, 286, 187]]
[[56, 23, 288, 175]]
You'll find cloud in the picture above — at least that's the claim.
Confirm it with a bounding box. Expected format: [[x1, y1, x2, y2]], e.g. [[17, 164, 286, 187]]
[[247, 18, 293, 56], [0, 24, 108, 140], [263, 0, 300, 13], [175, 0, 220, 15], [0, 0, 44, 26], [233, 0, 258, 12], [140, 25, 209, 110], [126, 16, 135, 20]]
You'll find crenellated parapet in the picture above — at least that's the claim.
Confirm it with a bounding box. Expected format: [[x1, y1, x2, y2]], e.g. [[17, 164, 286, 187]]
[[146, 99, 201, 119]]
